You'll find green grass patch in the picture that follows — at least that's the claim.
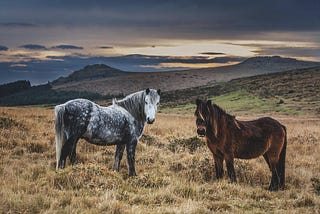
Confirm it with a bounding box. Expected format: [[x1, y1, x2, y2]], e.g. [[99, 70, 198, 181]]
[[212, 90, 300, 115], [161, 90, 300, 115]]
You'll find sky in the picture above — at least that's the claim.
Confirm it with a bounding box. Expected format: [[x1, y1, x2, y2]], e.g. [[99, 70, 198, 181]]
[[0, 0, 320, 84]]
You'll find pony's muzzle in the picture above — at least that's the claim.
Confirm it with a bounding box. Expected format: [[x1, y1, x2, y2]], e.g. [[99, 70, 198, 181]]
[[147, 117, 155, 124], [197, 128, 206, 137]]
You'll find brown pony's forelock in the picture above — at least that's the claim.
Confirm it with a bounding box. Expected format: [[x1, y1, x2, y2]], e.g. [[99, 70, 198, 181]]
[[196, 100, 223, 139]]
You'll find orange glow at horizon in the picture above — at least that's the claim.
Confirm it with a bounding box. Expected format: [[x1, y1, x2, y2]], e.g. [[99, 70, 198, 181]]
[[1, 39, 319, 70], [116, 40, 258, 57]]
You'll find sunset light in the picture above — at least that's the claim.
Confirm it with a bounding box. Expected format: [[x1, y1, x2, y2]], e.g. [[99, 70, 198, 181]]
[[0, 0, 319, 84]]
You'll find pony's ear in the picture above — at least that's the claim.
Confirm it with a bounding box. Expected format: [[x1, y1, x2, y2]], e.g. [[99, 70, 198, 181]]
[[157, 89, 161, 95], [196, 99, 201, 106], [207, 100, 212, 106], [145, 88, 150, 95]]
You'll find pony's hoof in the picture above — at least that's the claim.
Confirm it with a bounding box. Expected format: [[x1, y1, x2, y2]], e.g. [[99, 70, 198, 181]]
[[268, 185, 279, 191], [112, 166, 120, 172], [129, 172, 137, 176]]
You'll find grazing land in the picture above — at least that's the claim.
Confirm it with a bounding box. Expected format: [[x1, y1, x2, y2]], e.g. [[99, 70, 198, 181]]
[[0, 63, 319, 213], [0, 105, 319, 213]]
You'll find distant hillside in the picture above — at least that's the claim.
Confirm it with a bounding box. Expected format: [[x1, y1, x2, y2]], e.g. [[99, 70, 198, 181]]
[[0, 80, 31, 98], [52, 64, 128, 85], [236, 56, 319, 74], [0, 84, 107, 106], [161, 66, 320, 115], [52, 56, 320, 95]]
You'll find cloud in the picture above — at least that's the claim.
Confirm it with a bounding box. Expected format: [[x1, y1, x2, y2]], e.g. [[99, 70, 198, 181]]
[[1, 1, 319, 35], [99, 46, 114, 49], [20, 44, 47, 50], [51, 44, 83, 50], [0, 46, 8, 51], [254, 47, 320, 60], [200, 52, 225, 56]]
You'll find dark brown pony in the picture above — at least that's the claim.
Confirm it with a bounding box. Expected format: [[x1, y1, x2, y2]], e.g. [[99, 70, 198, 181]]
[[195, 99, 287, 191]]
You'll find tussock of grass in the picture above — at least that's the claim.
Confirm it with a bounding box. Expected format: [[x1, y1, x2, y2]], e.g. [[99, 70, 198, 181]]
[[311, 178, 320, 195], [140, 134, 165, 148], [127, 173, 170, 189], [0, 116, 26, 130], [167, 136, 204, 154]]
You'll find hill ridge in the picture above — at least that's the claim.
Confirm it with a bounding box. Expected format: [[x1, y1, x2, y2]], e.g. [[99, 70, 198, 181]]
[[52, 64, 128, 85], [52, 56, 320, 95]]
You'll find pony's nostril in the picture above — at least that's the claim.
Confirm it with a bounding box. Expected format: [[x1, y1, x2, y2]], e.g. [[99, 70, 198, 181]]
[[147, 118, 155, 124], [197, 129, 206, 136]]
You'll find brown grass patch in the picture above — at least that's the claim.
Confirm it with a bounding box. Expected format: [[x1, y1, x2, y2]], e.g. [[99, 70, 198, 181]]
[[0, 108, 319, 213]]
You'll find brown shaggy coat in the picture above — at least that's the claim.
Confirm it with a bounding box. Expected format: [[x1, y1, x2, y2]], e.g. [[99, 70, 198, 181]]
[[195, 99, 287, 191]]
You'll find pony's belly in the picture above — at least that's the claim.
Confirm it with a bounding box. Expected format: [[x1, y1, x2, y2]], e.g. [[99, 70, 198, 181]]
[[234, 145, 268, 159], [84, 138, 119, 146], [82, 136, 120, 146], [82, 130, 123, 146], [235, 152, 262, 159]]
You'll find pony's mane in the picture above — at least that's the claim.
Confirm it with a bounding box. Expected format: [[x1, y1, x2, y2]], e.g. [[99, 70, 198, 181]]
[[208, 103, 237, 138], [212, 103, 236, 119], [113, 90, 146, 122]]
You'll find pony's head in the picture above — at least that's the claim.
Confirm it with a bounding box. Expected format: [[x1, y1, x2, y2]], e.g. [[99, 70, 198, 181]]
[[144, 88, 161, 124], [195, 99, 212, 137]]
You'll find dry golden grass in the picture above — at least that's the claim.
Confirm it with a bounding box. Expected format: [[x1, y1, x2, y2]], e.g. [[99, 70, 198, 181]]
[[0, 107, 319, 213]]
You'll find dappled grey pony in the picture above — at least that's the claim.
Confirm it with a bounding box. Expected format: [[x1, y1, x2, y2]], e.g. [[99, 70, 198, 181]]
[[55, 88, 161, 176]]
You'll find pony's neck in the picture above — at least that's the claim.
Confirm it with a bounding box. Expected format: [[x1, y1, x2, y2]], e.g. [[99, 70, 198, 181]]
[[115, 91, 146, 123], [209, 104, 235, 139]]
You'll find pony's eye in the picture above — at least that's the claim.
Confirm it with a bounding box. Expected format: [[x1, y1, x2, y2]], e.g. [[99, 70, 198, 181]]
[[156, 102, 159, 105], [145, 101, 148, 105]]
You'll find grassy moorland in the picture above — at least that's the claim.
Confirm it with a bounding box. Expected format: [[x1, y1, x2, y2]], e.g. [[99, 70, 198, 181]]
[[0, 104, 319, 213], [0, 67, 319, 213], [161, 66, 320, 116]]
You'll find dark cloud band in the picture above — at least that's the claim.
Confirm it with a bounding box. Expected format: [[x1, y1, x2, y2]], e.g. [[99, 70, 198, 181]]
[[52, 45, 83, 50], [20, 44, 47, 50], [0, 46, 9, 51]]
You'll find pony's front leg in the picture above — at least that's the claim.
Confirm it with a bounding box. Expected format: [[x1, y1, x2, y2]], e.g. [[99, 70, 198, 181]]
[[126, 139, 138, 176], [112, 144, 125, 171], [213, 151, 224, 179], [214, 156, 224, 179], [225, 156, 237, 182]]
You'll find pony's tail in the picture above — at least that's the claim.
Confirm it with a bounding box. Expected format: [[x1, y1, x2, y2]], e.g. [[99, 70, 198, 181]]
[[278, 125, 287, 189], [55, 105, 65, 170]]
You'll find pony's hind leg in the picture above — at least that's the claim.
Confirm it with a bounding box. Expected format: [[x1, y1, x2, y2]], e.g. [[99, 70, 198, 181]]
[[277, 133, 287, 189], [69, 139, 79, 165], [113, 144, 126, 171], [263, 154, 271, 170], [59, 137, 78, 168], [269, 163, 280, 191], [265, 152, 280, 191], [58, 140, 72, 168]]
